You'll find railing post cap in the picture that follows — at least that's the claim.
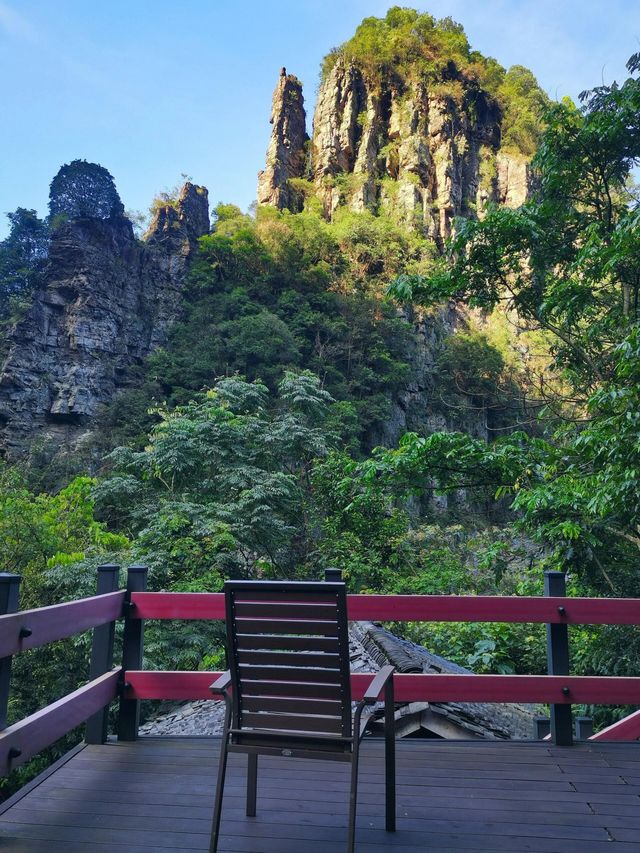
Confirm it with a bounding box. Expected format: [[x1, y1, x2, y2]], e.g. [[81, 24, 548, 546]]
[[97, 563, 120, 572], [127, 565, 148, 573], [324, 567, 343, 582], [544, 570, 566, 577], [0, 572, 22, 583]]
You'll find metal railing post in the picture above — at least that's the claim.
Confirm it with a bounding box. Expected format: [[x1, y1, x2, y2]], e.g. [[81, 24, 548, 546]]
[[0, 573, 21, 731], [575, 716, 594, 740], [117, 565, 148, 741], [534, 716, 550, 739], [324, 567, 343, 582], [85, 564, 121, 744], [545, 570, 573, 746]]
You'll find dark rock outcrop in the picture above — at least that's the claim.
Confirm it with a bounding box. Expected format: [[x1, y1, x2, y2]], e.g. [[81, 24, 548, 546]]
[[0, 182, 209, 459], [257, 68, 308, 213]]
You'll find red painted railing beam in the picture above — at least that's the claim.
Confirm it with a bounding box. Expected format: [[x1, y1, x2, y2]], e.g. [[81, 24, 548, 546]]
[[123, 670, 640, 706], [0, 591, 126, 658], [0, 668, 121, 775], [129, 591, 640, 625], [589, 709, 640, 741]]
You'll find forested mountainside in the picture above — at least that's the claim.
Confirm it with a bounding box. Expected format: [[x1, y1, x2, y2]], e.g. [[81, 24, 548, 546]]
[[1, 7, 640, 796]]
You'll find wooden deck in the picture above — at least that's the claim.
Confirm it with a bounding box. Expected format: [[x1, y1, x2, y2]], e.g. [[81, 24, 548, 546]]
[[2, 737, 640, 852]]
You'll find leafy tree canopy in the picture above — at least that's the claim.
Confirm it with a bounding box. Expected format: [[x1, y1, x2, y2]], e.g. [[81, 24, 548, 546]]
[[321, 7, 549, 156], [99, 204, 420, 451], [387, 53, 640, 592], [49, 159, 124, 221], [95, 372, 336, 583], [0, 208, 49, 322]]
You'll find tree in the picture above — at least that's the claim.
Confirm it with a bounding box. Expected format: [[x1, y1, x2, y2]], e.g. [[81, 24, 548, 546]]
[[49, 160, 124, 221], [95, 372, 336, 583], [0, 208, 49, 318], [387, 54, 640, 591]]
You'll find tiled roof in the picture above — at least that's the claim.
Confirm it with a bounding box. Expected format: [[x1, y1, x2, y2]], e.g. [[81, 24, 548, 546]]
[[353, 621, 538, 740]]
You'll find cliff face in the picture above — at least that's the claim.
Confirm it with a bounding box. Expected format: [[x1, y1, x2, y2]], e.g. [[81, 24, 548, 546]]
[[0, 182, 209, 459], [257, 68, 308, 214], [258, 60, 531, 242]]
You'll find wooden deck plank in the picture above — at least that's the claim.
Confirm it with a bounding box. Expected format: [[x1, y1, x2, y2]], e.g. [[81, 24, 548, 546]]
[[2, 738, 640, 852]]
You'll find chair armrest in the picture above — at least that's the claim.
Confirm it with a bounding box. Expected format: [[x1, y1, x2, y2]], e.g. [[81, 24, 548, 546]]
[[363, 665, 395, 705], [209, 671, 231, 694]]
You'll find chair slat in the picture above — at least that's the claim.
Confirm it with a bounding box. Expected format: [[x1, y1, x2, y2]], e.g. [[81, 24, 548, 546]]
[[239, 664, 341, 684], [236, 633, 339, 652], [241, 711, 343, 734], [234, 602, 338, 619], [240, 679, 343, 700], [235, 618, 339, 636], [232, 590, 342, 604], [238, 650, 341, 668], [240, 695, 343, 715]]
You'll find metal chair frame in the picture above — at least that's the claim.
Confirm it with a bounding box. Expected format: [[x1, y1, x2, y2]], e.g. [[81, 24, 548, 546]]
[[209, 580, 396, 853]]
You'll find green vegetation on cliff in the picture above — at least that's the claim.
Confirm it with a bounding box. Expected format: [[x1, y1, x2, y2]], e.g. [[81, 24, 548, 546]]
[[322, 7, 550, 156], [100, 203, 432, 451]]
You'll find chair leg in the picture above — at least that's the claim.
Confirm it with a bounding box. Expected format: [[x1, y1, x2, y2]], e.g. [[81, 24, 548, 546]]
[[210, 698, 232, 853], [347, 740, 360, 853], [384, 677, 396, 832], [246, 753, 258, 817]]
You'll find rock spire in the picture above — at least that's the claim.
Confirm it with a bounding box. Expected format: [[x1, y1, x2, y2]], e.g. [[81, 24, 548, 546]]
[[258, 60, 532, 243], [257, 68, 309, 213]]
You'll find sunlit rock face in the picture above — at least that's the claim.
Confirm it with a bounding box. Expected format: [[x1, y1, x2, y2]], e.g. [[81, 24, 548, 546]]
[[257, 68, 308, 213], [0, 182, 209, 459], [259, 59, 531, 245]]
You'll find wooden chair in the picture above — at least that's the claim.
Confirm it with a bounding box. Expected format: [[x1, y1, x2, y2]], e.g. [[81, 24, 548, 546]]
[[209, 580, 396, 853]]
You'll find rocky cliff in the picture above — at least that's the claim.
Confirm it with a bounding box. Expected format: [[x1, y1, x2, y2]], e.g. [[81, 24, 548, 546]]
[[258, 60, 531, 244], [0, 182, 209, 459], [257, 68, 309, 214]]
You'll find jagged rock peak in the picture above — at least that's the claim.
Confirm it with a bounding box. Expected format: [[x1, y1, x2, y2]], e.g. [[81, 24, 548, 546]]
[[257, 10, 545, 240], [0, 174, 211, 460], [257, 68, 308, 213], [146, 182, 210, 246], [310, 55, 509, 243]]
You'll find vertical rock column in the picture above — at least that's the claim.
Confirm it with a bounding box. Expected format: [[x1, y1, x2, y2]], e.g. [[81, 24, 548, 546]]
[[257, 68, 308, 213]]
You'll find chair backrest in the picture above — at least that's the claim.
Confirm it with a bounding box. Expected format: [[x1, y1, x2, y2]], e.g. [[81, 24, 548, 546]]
[[224, 580, 352, 740]]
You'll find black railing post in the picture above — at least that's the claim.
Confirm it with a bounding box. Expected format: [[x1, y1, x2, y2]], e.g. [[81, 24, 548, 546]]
[[85, 564, 121, 744], [0, 573, 21, 731], [575, 716, 594, 740], [545, 570, 573, 746], [117, 565, 148, 741], [534, 716, 550, 739], [324, 567, 343, 583]]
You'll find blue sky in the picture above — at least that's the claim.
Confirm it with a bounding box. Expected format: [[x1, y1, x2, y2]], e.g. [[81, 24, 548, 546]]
[[1, 0, 639, 238]]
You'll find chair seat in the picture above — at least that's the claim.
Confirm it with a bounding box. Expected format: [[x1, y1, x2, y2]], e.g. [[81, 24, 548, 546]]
[[229, 729, 355, 760]]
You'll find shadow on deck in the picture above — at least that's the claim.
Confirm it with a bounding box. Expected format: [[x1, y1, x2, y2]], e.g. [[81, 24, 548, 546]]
[[1, 737, 640, 852]]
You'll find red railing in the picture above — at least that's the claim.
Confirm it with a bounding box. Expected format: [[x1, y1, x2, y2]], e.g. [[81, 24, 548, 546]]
[[124, 590, 640, 713], [131, 590, 640, 624], [0, 566, 124, 775], [3, 564, 640, 779]]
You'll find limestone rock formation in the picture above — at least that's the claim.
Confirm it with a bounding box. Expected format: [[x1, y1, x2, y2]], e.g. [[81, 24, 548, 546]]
[[259, 60, 531, 243], [257, 68, 308, 213], [496, 152, 531, 208], [0, 182, 209, 459]]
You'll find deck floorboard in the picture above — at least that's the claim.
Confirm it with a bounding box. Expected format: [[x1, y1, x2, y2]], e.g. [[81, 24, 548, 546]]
[[2, 737, 640, 852]]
